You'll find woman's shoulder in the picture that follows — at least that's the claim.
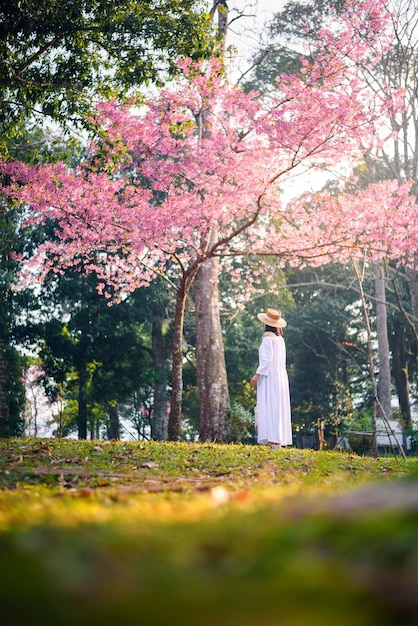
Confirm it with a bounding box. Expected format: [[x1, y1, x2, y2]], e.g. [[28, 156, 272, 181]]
[[263, 332, 283, 340]]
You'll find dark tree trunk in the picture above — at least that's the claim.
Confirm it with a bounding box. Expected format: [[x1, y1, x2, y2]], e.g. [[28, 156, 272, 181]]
[[151, 317, 168, 440], [389, 326, 412, 426], [77, 365, 88, 440], [405, 266, 418, 334], [195, 254, 231, 442], [108, 403, 121, 440], [216, 0, 228, 50]]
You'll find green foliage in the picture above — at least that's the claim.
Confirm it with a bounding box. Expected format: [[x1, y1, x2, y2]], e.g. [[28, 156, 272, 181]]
[[403, 419, 418, 454], [230, 401, 255, 443], [1, 439, 418, 625], [0, 0, 215, 141], [0, 343, 25, 437], [267, 0, 346, 41], [222, 262, 293, 413], [0, 201, 26, 436], [3, 123, 85, 165], [338, 408, 374, 455], [23, 271, 154, 438], [285, 264, 367, 435]]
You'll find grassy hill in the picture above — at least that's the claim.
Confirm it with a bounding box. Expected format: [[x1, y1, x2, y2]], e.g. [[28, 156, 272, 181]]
[[1, 438, 418, 626]]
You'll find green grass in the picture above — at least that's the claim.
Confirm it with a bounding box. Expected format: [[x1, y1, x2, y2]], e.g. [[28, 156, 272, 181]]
[[1, 438, 418, 625]]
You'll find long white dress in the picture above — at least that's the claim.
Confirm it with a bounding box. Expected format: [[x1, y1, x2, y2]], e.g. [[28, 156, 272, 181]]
[[256, 334, 292, 446]]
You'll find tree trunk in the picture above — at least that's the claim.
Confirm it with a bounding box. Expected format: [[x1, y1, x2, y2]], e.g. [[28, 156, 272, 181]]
[[77, 365, 88, 439], [195, 253, 231, 442], [373, 261, 392, 420], [151, 317, 168, 440], [389, 325, 411, 425], [108, 403, 121, 440], [215, 0, 228, 51], [405, 266, 418, 334]]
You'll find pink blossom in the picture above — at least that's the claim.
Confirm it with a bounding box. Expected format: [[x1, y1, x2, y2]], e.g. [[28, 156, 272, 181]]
[[1, 0, 414, 298]]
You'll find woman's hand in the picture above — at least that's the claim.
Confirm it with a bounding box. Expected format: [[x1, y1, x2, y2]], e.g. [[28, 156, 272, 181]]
[[250, 374, 260, 387]]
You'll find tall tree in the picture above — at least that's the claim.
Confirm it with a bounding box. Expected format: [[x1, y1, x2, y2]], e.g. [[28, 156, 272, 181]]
[[88, 295, 154, 440], [387, 277, 413, 425], [245, 0, 345, 94], [373, 260, 392, 420], [354, 155, 394, 423], [129, 282, 171, 440], [194, 0, 231, 442]]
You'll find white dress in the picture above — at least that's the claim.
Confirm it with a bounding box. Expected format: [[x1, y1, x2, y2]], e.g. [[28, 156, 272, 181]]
[[256, 334, 292, 445]]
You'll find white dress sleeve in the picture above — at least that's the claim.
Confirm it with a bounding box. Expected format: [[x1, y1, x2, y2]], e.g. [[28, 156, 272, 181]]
[[256, 338, 273, 376]]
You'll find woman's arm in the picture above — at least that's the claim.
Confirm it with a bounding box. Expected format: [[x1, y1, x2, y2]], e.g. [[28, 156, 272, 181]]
[[256, 338, 273, 375], [251, 338, 272, 385]]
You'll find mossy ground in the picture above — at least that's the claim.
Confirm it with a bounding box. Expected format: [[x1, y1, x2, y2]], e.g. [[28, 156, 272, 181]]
[[1, 438, 418, 625]]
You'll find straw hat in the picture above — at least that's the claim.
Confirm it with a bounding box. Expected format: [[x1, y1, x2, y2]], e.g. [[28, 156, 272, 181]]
[[257, 308, 287, 328]]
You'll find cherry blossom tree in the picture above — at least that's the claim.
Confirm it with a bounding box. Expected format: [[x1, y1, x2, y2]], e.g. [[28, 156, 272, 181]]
[[2, 0, 416, 441]]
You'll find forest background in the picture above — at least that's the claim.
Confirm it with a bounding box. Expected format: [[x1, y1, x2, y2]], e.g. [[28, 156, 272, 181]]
[[1, 0, 418, 456]]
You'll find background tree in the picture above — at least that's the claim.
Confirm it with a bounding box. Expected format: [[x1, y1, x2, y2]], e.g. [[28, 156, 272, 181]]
[[386, 263, 418, 427], [21, 270, 153, 439], [285, 264, 369, 448], [121, 283, 172, 441], [0, 0, 215, 143], [88, 293, 154, 440], [245, 0, 345, 94]]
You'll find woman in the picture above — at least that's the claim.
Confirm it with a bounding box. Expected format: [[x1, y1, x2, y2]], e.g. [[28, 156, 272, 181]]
[[250, 308, 292, 447]]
